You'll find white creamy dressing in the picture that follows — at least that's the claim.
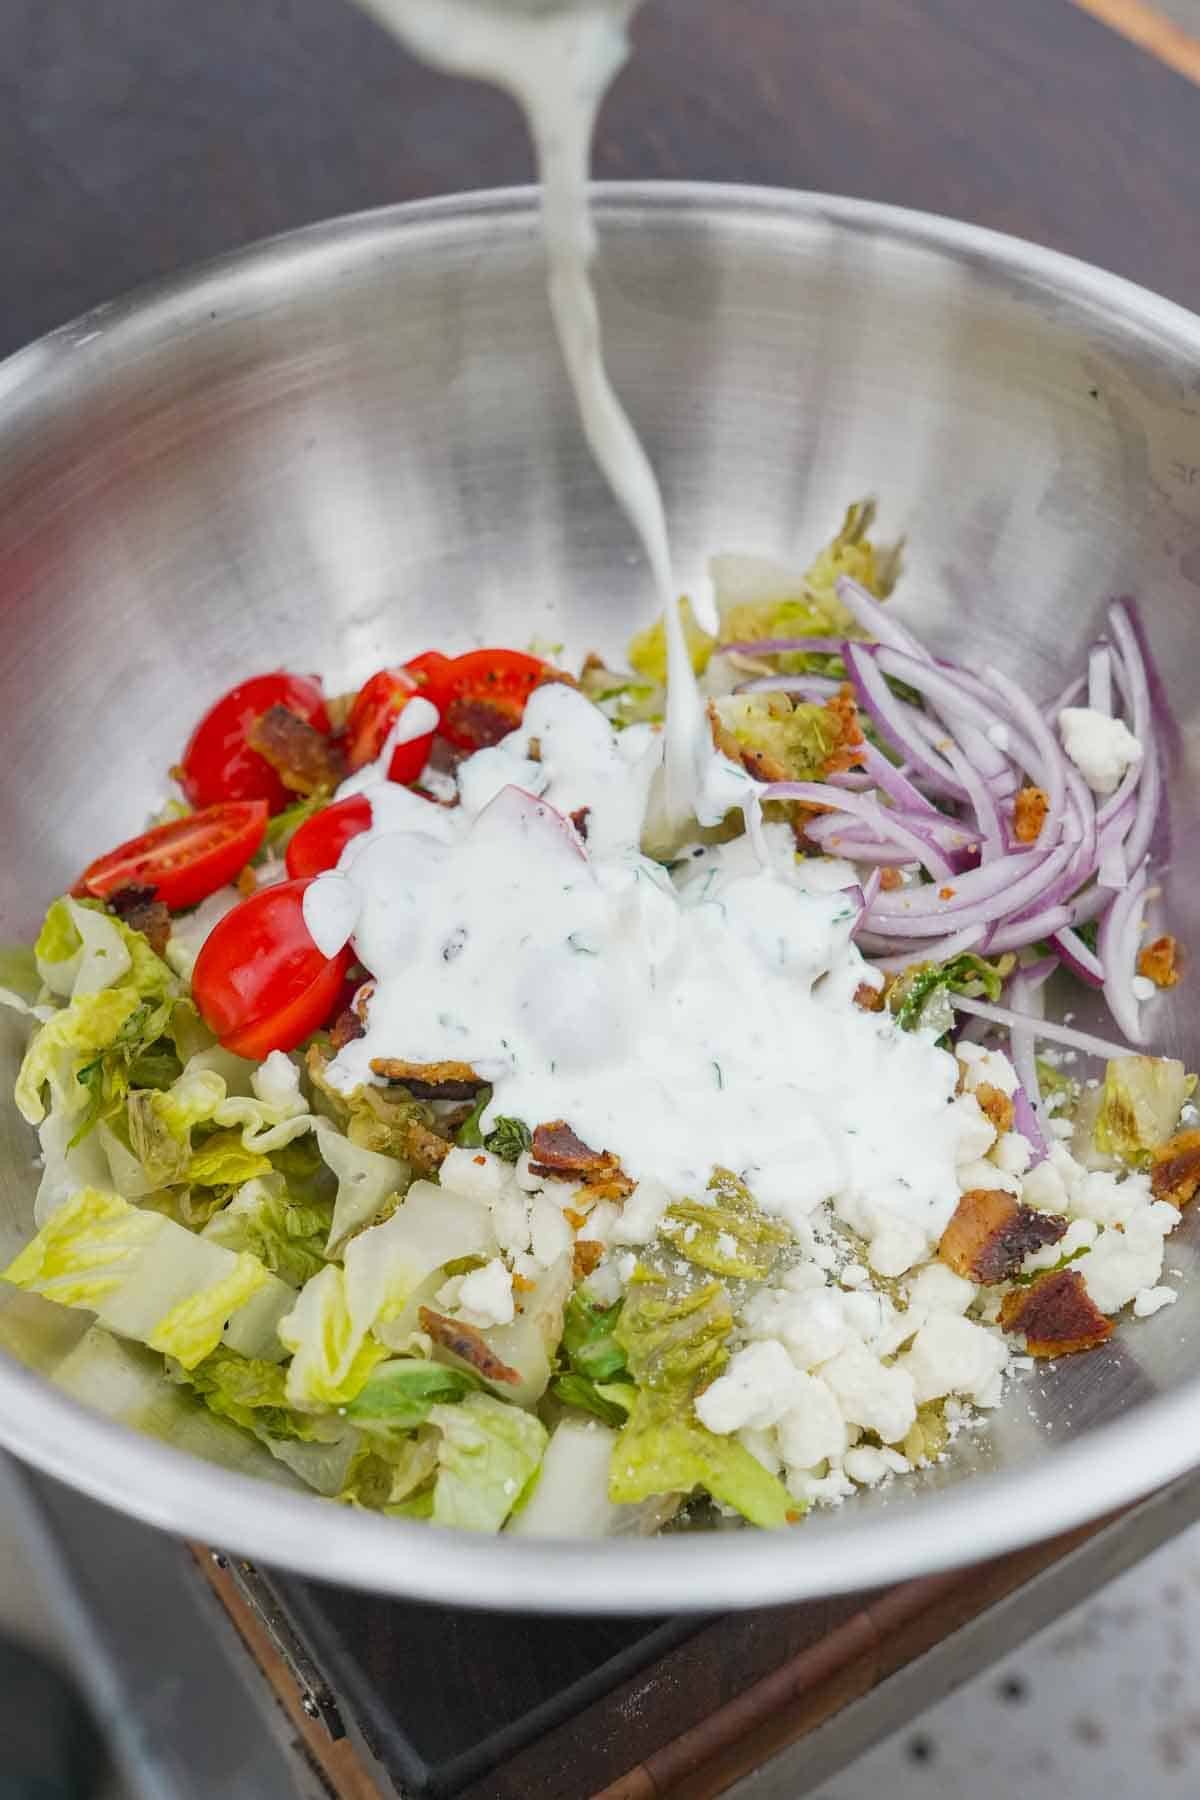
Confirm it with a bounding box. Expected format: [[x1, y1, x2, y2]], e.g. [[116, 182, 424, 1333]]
[[308, 0, 977, 1271]]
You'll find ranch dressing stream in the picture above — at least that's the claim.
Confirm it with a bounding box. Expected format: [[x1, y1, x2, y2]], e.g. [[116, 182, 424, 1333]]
[[307, 0, 978, 1274]]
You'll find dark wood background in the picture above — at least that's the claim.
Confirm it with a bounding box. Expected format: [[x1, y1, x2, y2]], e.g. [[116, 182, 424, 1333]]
[[4, 0, 1200, 360]]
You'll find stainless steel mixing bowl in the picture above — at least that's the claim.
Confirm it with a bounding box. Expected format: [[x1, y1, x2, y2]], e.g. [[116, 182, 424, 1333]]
[[0, 185, 1198, 1612]]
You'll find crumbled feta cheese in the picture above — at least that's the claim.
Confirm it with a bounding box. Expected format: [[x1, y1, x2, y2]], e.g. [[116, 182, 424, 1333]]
[[1134, 1285, 1178, 1318], [1021, 1157, 1069, 1214], [840, 1263, 869, 1289], [578, 1199, 621, 1246], [438, 1145, 508, 1204], [898, 1315, 1009, 1407], [843, 1445, 911, 1486], [905, 1262, 976, 1317], [742, 1285, 857, 1369], [957, 1043, 1019, 1098], [775, 1373, 849, 1469], [694, 1341, 805, 1434], [581, 1256, 624, 1308], [867, 1222, 928, 1279], [716, 1230, 738, 1260], [957, 1157, 1020, 1195], [785, 1465, 855, 1508], [529, 1193, 573, 1268], [491, 1189, 532, 1257], [1131, 975, 1156, 1002], [780, 1261, 827, 1294], [992, 1131, 1033, 1178], [821, 1343, 917, 1444], [454, 1257, 515, 1329], [951, 1092, 999, 1163], [434, 1273, 464, 1310], [840, 1290, 912, 1358], [1075, 1203, 1177, 1313], [737, 1427, 783, 1475], [1058, 707, 1142, 796], [611, 1177, 671, 1246]]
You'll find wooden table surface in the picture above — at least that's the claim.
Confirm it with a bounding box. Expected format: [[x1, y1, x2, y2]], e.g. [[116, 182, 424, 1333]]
[[5, 0, 1200, 363]]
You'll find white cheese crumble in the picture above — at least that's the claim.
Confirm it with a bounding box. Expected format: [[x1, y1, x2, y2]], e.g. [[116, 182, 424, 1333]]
[[693, 1341, 804, 1434], [1058, 706, 1142, 796], [454, 1257, 516, 1329]]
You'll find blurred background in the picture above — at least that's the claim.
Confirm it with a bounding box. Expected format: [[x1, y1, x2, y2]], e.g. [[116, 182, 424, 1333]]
[[5, 1, 1200, 1797]]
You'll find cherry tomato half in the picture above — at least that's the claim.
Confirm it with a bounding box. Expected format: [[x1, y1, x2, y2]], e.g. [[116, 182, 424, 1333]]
[[192, 877, 351, 1058], [180, 673, 330, 814], [285, 794, 373, 879], [435, 649, 552, 750], [344, 669, 436, 784], [73, 801, 268, 911], [402, 650, 454, 708]]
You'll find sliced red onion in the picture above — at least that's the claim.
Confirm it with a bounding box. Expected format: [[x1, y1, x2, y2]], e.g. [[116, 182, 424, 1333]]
[[1106, 602, 1160, 874], [842, 644, 969, 800], [1097, 858, 1149, 1047], [867, 840, 1073, 926], [1048, 925, 1105, 989], [985, 905, 1073, 953], [806, 808, 977, 852], [951, 994, 1136, 1061], [941, 739, 1004, 857], [1012, 1085, 1048, 1161], [763, 781, 957, 879], [721, 636, 847, 656], [1044, 671, 1087, 718], [850, 869, 883, 938], [869, 925, 987, 972], [1088, 644, 1112, 715], [846, 741, 944, 817], [874, 648, 1034, 784], [982, 664, 1068, 846], [1070, 881, 1111, 927], [735, 674, 844, 698], [1005, 956, 1054, 1125], [835, 577, 930, 659]]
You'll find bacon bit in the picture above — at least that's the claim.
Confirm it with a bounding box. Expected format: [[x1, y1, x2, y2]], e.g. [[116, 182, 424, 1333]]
[[998, 1269, 1113, 1357], [369, 1057, 484, 1099], [563, 1206, 591, 1229], [938, 885, 956, 901], [1138, 934, 1181, 989], [1150, 1129, 1200, 1208], [973, 1083, 1015, 1135], [417, 1308, 521, 1385], [820, 685, 866, 777], [473, 1154, 487, 1167], [512, 1272, 537, 1294], [246, 704, 346, 797], [329, 1007, 366, 1051], [785, 1509, 803, 1525], [106, 885, 172, 958], [570, 806, 591, 842], [879, 866, 904, 892], [1012, 785, 1049, 845], [235, 864, 258, 898], [402, 1120, 453, 1175], [853, 982, 885, 1013], [939, 1189, 1068, 1284], [529, 1120, 635, 1198], [573, 1240, 605, 1280]]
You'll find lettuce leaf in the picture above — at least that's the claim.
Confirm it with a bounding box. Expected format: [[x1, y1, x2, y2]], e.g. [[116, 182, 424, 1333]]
[[345, 1358, 478, 1433], [185, 1130, 275, 1188], [428, 1392, 547, 1532], [278, 1264, 388, 1409], [339, 1430, 440, 1510], [713, 499, 899, 648], [627, 598, 715, 682], [175, 1347, 332, 1441], [343, 1181, 498, 1350], [16, 987, 146, 1126], [889, 952, 1009, 1036], [549, 1371, 636, 1427], [560, 1290, 627, 1381], [660, 1167, 790, 1281], [202, 1174, 331, 1288], [1093, 1054, 1193, 1166], [314, 1119, 408, 1256], [1, 1186, 292, 1369]]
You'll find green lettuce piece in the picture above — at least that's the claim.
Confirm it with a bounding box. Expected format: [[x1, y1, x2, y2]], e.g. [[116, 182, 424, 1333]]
[[339, 1430, 441, 1511], [889, 952, 1010, 1036], [560, 1290, 627, 1382], [454, 1088, 491, 1148], [577, 660, 665, 731], [713, 500, 900, 648], [609, 1263, 794, 1528], [485, 1116, 532, 1163], [660, 1167, 790, 1281], [711, 692, 841, 781], [260, 793, 326, 858], [345, 1358, 479, 1433], [172, 1347, 328, 1441], [1035, 1058, 1080, 1117], [278, 1264, 388, 1409], [306, 1045, 432, 1159], [627, 597, 715, 682], [185, 1129, 274, 1188], [1093, 1054, 1194, 1166], [428, 1392, 547, 1533], [202, 1174, 332, 1288], [15, 987, 145, 1126], [34, 898, 85, 970], [548, 1372, 636, 1427], [1, 1186, 290, 1369]]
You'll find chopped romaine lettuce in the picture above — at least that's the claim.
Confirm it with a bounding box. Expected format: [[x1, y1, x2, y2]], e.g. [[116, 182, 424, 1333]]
[[1093, 1054, 1194, 1166], [889, 952, 1010, 1037], [627, 598, 715, 682], [202, 1174, 332, 1288], [713, 500, 899, 648], [560, 1290, 627, 1382], [345, 1358, 479, 1433], [314, 1118, 408, 1255], [548, 1371, 636, 1427], [711, 692, 842, 782], [277, 1264, 388, 1409], [339, 1430, 441, 1511], [428, 1392, 547, 1532], [660, 1167, 790, 1281]]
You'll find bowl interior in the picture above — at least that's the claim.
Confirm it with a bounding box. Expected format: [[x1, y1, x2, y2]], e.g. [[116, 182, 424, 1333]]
[[1, 186, 1199, 1609]]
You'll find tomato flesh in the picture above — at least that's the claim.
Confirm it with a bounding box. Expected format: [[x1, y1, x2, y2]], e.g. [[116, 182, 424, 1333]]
[[180, 673, 330, 814], [285, 794, 373, 879], [435, 649, 552, 749], [74, 801, 268, 911], [192, 877, 351, 1057], [344, 668, 436, 784], [402, 650, 454, 709]]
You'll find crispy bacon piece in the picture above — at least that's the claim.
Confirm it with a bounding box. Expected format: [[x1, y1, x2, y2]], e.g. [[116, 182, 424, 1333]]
[[369, 1057, 484, 1100], [329, 1007, 365, 1050], [1138, 934, 1181, 990], [528, 1120, 635, 1199], [853, 982, 885, 1013], [998, 1269, 1113, 1357], [417, 1307, 521, 1385], [573, 1240, 605, 1280], [821, 684, 865, 777], [570, 806, 591, 841], [938, 1188, 1067, 1284], [1012, 785, 1049, 844], [879, 866, 903, 892], [402, 1119, 453, 1176], [1150, 1129, 1200, 1208], [246, 704, 346, 797], [973, 1082, 1015, 1135], [106, 885, 172, 958]]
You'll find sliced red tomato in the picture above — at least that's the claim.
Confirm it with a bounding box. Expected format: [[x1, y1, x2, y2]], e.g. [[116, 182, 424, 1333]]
[[402, 650, 454, 708], [73, 801, 268, 910], [285, 795, 373, 879], [344, 668, 436, 784], [192, 877, 351, 1058], [434, 649, 552, 750], [180, 673, 330, 814]]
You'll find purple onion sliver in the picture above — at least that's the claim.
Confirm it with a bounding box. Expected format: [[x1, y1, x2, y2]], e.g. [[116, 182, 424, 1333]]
[[950, 994, 1137, 1061], [842, 643, 969, 801], [735, 674, 843, 698], [1044, 671, 1087, 718], [1047, 925, 1105, 990], [868, 840, 1071, 923], [835, 576, 930, 659], [1088, 644, 1112, 715], [1012, 1084, 1048, 1162], [762, 780, 957, 879], [984, 905, 1073, 953], [1097, 859, 1149, 1047], [941, 738, 1005, 858], [982, 663, 1068, 844], [870, 925, 987, 973]]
